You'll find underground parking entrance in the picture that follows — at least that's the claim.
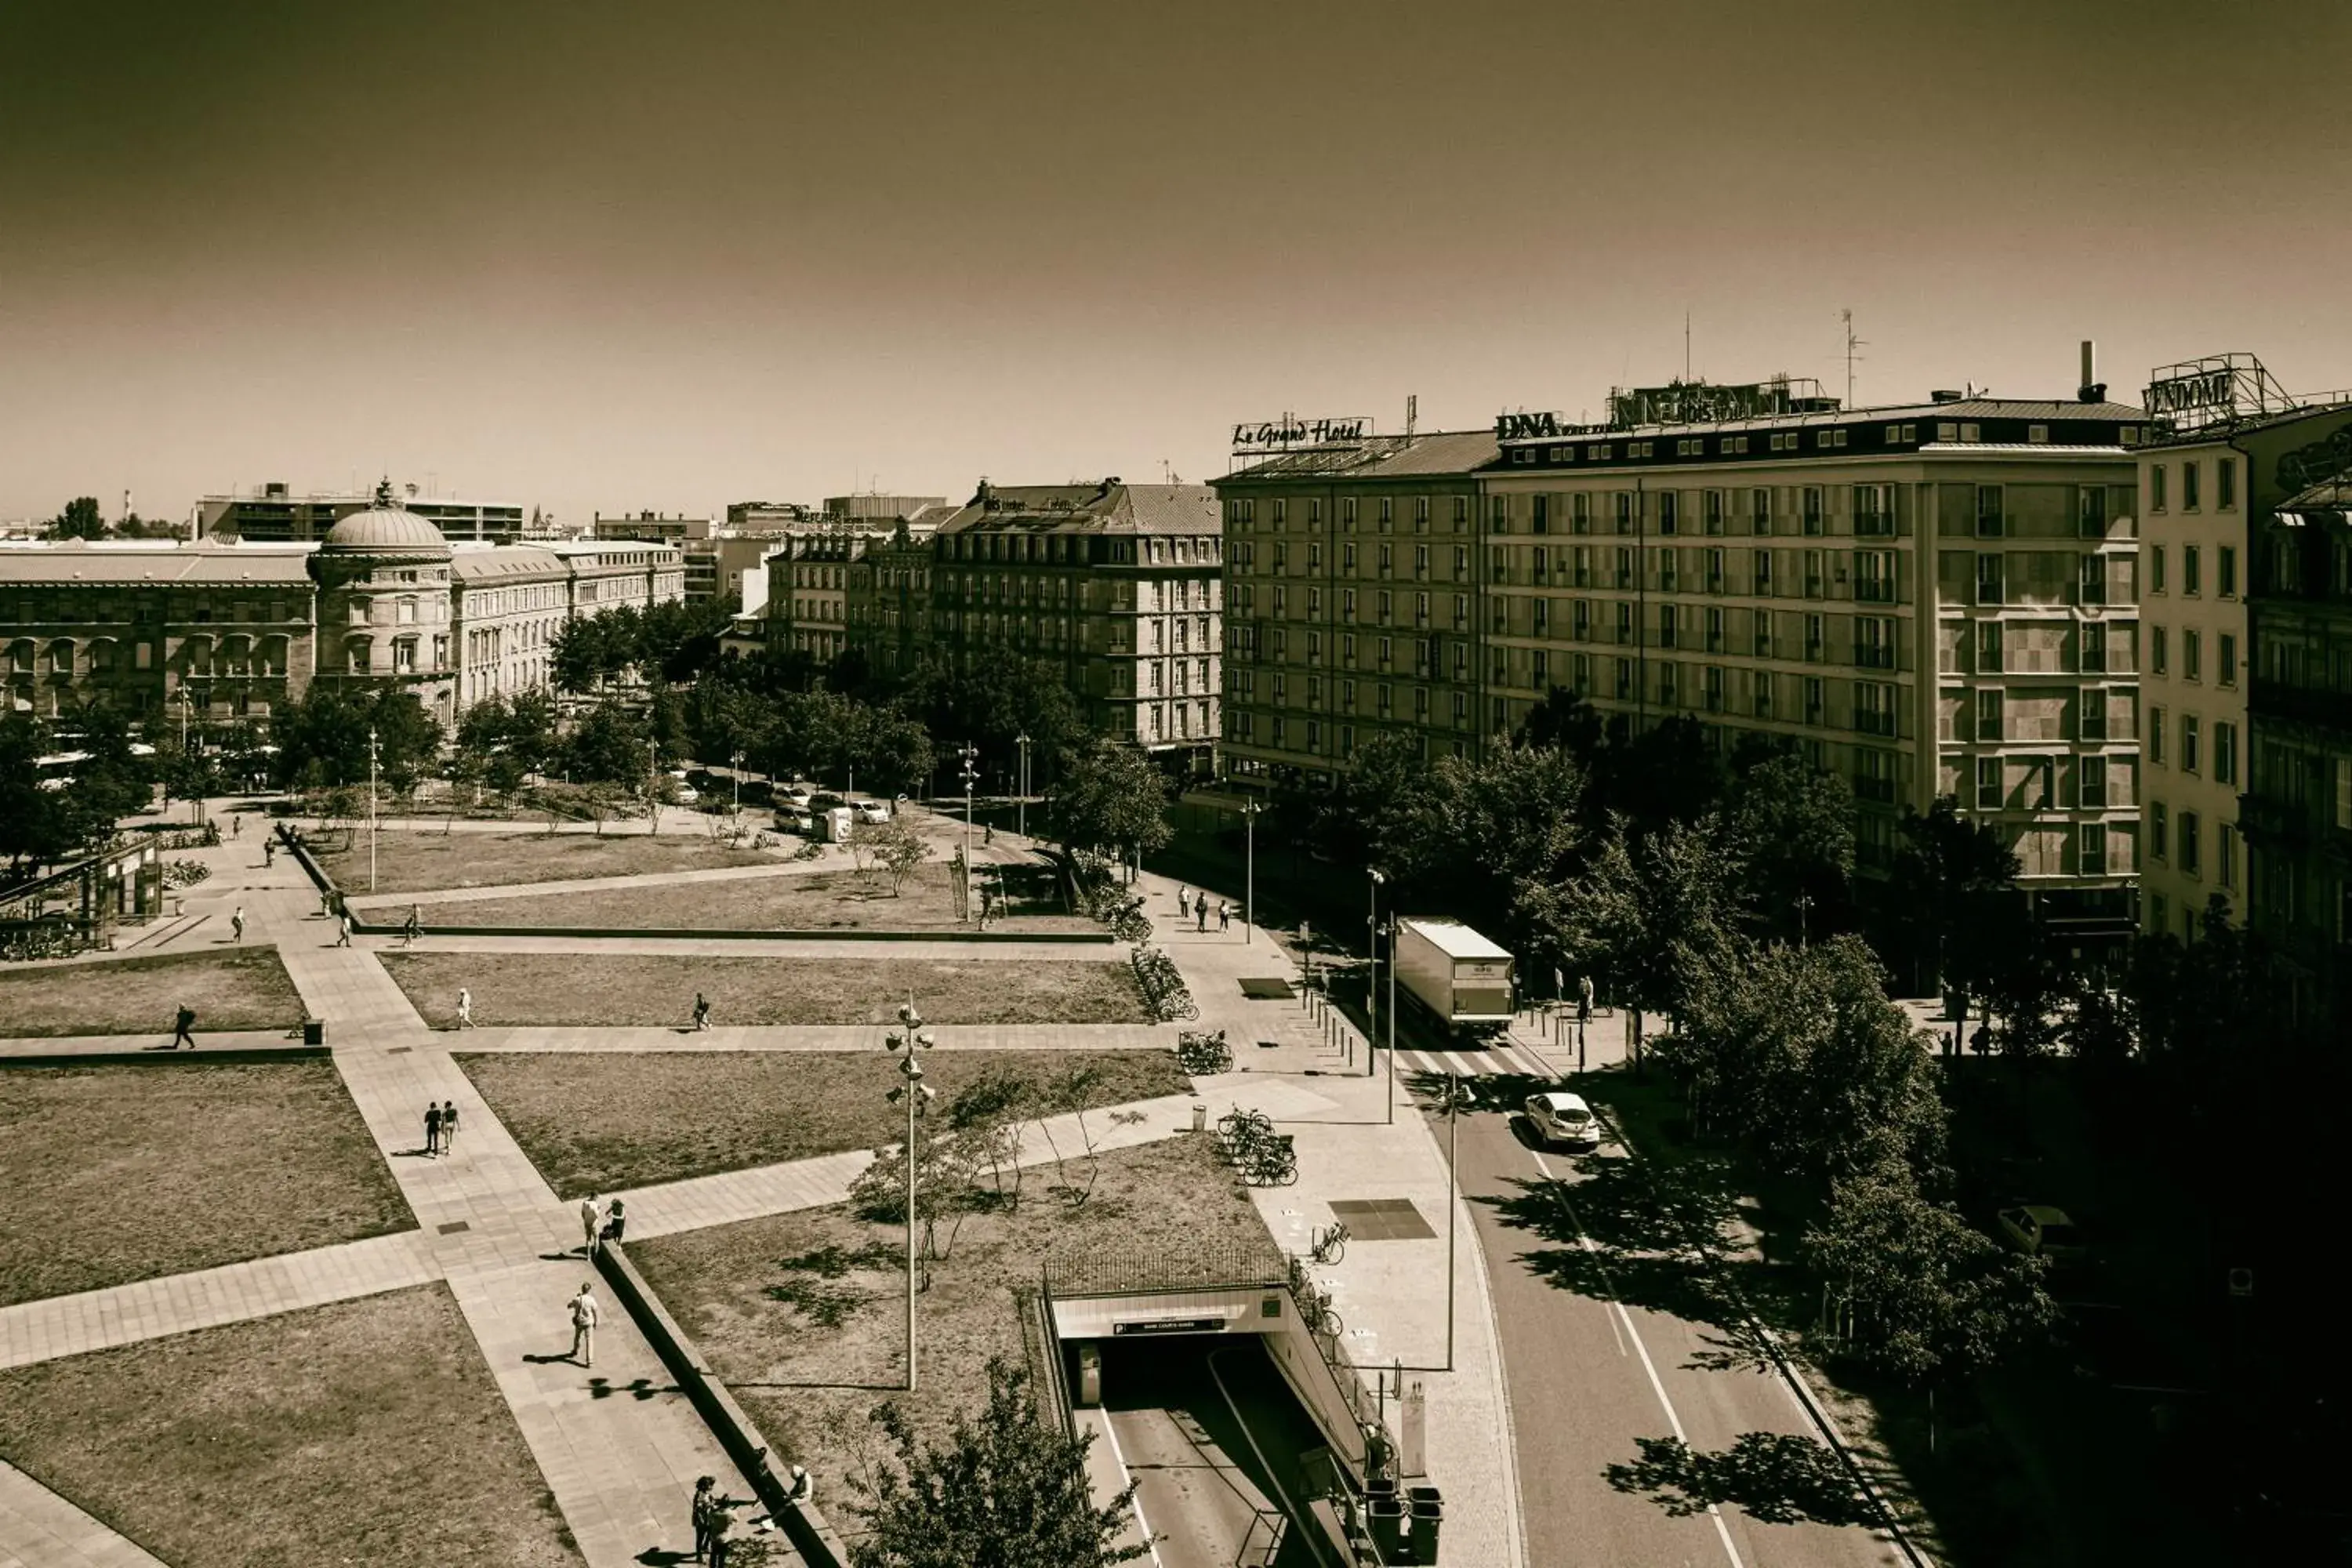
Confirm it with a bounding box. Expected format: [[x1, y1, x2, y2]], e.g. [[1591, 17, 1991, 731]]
[[1038, 1279, 1449, 1566]]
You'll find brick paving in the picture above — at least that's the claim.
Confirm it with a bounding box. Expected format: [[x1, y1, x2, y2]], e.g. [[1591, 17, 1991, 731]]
[[0, 1461, 167, 1568]]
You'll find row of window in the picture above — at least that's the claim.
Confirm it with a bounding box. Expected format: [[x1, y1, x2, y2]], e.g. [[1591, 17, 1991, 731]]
[[2146, 456, 2238, 513], [937, 532, 1218, 565], [2146, 625, 2238, 685], [2145, 542, 2238, 597], [1961, 688, 2132, 744], [2146, 802, 2241, 886], [1227, 495, 1463, 530], [1965, 753, 2130, 812], [2145, 709, 2241, 785]]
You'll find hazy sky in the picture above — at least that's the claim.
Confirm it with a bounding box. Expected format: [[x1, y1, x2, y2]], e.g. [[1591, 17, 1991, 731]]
[[5, 0, 2349, 526]]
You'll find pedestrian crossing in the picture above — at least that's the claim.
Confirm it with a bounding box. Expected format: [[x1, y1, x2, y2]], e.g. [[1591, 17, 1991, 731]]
[[1392, 1037, 1562, 1083]]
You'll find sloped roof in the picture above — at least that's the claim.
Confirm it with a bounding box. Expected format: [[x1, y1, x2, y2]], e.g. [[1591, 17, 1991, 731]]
[[451, 546, 567, 582], [935, 481, 1218, 536], [1221, 430, 1500, 481], [0, 543, 316, 586]]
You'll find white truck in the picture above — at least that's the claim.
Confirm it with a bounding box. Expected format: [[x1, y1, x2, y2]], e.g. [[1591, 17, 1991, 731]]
[[1393, 917, 1515, 1040]]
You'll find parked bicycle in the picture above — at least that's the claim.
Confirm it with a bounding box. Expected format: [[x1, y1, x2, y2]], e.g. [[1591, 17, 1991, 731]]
[[1214, 1108, 1298, 1185], [1177, 1028, 1233, 1076], [1310, 1219, 1348, 1265]]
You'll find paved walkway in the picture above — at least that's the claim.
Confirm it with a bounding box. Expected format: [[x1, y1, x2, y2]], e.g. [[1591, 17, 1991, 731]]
[[0, 1029, 303, 1058], [0, 1461, 166, 1568], [449, 1022, 1171, 1052]]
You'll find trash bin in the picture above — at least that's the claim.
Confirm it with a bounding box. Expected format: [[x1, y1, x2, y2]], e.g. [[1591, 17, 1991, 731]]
[[1367, 1494, 1406, 1563], [303, 1018, 327, 1047], [1407, 1483, 1443, 1564], [1191, 1102, 1207, 1133]]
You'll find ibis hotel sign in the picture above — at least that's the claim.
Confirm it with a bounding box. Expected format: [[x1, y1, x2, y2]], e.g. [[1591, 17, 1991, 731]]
[[1231, 416, 1372, 452]]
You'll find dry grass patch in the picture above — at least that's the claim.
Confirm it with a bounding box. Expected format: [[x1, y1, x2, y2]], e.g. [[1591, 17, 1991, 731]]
[[630, 1134, 1282, 1515], [0, 1283, 580, 1568], [418, 861, 1094, 935], [0, 946, 303, 1039], [0, 1058, 413, 1306], [308, 828, 771, 895], [386, 951, 1148, 1029], [459, 1048, 1185, 1196]]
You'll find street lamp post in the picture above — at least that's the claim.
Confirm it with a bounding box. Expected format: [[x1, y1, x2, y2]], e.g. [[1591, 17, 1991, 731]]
[[1367, 869, 1385, 1081], [1376, 919, 1399, 1120], [885, 998, 936, 1392], [958, 743, 979, 923], [1443, 1072, 1463, 1371], [647, 739, 659, 835], [367, 727, 380, 894], [1240, 800, 1261, 943], [730, 749, 744, 835], [1015, 731, 1030, 840]]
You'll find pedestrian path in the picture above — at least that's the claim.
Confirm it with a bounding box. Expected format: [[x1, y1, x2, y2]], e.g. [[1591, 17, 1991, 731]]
[[342, 856, 844, 910], [0, 1461, 165, 1568], [451, 1022, 1171, 1053], [0, 1029, 303, 1058], [0, 1230, 441, 1374], [388, 932, 1116, 960]]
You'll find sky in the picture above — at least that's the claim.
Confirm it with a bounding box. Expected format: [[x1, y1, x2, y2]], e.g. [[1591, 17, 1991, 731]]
[[5, 0, 2350, 527]]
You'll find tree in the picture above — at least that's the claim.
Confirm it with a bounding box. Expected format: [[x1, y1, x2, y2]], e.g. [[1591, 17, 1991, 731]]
[[1886, 797, 2023, 1004], [564, 697, 650, 786], [46, 496, 106, 540], [549, 615, 612, 695], [863, 815, 932, 895], [1045, 741, 1171, 870], [1536, 810, 1747, 1047], [1722, 750, 1856, 946], [0, 714, 82, 872], [1592, 714, 1729, 839], [1312, 730, 1430, 873], [271, 686, 437, 792], [847, 1357, 1148, 1568], [1514, 685, 1606, 758], [1393, 742, 1587, 967], [848, 1130, 983, 1275], [1806, 1156, 2056, 1391]]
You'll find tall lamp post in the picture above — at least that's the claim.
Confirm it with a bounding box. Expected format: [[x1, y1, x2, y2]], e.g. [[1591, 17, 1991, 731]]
[[1367, 869, 1385, 1080], [730, 748, 744, 835], [1376, 919, 1399, 1122], [1015, 731, 1030, 840], [1442, 1071, 1466, 1370], [958, 742, 979, 923], [367, 726, 380, 894], [646, 738, 660, 836], [885, 998, 936, 1391], [1240, 799, 1262, 943]]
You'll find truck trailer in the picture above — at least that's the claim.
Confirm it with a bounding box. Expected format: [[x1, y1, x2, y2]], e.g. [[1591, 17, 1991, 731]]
[[1392, 917, 1515, 1040]]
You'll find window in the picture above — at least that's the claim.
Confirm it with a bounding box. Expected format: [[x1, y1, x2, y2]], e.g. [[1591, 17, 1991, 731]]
[[2220, 823, 2239, 889], [1975, 485, 2005, 537], [2219, 546, 2238, 597], [1616, 659, 1633, 699], [2219, 633, 2237, 687], [1531, 494, 1548, 535], [1571, 493, 1591, 533], [2081, 688, 2108, 741], [2078, 554, 2107, 605], [1657, 492, 1678, 535], [1753, 550, 1774, 594], [2183, 461, 2202, 510], [2029, 423, 2050, 444], [1976, 553, 2005, 605], [1976, 688, 2004, 741], [2151, 624, 2168, 675], [2183, 545, 2201, 596], [2214, 721, 2238, 785], [1452, 495, 1468, 529], [2081, 622, 2107, 673], [2079, 754, 2107, 808], [1976, 754, 2003, 808], [1704, 490, 1725, 534], [2151, 543, 2167, 593], [2181, 715, 2201, 775], [1804, 612, 1825, 661], [2151, 801, 2169, 858], [1802, 487, 1824, 535], [2078, 485, 2110, 538], [2180, 810, 2201, 875], [2079, 822, 2107, 876], [2148, 705, 2166, 764], [2151, 465, 2168, 511], [2183, 628, 2201, 681], [1976, 619, 2004, 673], [1750, 488, 1771, 535], [2218, 459, 2236, 509], [1614, 492, 1633, 533], [1854, 484, 1894, 535]]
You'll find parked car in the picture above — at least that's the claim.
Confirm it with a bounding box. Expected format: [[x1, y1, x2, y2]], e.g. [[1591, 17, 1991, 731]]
[[781, 785, 815, 809], [1997, 1204, 2088, 1264], [1523, 1091, 1600, 1151], [776, 808, 816, 835], [851, 799, 891, 825]]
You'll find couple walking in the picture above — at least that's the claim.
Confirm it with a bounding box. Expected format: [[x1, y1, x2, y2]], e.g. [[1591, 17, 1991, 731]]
[[580, 1193, 627, 1254], [422, 1100, 461, 1156]]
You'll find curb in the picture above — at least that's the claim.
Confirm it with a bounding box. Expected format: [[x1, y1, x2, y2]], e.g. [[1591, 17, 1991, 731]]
[[0, 1045, 332, 1069], [593, 1240, 852, 1568]]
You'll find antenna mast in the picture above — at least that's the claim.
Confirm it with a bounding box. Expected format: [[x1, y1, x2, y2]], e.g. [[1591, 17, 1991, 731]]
[[1842, 309, 1867, 407]]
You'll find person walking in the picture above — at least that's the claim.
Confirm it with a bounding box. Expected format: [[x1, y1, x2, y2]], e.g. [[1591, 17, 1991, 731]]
[[319, 887, 333, 918], [170, 1003, 197, 1050], [440, 1100, 459, 1154], [231, 815, 241, 839], [691, 1476, 717, 1563], [1176, 886, 1191, 920], [580, 1194, 604, 1255], [1578, 973, 1595, 1024], [691, 993, 711, 1032], [600, 1198, 626, 1246], [567, 1282, 598, 1367], [705, 1498, 735, 1568], [401, 904, 422, 946], [229, 906, 246, 943], [1196, 898, 1208, 933], [262, 840, 276, 869], [1217, 901, 1230, 932], [334, 911, 354, 947], [785, 1464, 813, 1510], [456, 987, 474, 1029], [424, 1102, 443, 1157]]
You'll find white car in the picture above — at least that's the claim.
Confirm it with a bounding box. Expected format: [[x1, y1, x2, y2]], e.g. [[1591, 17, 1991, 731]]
[[1996, 1205, 2087, 1264], [776, 808, 816, 835], [851, 799, 891, 825], [782, 786, 815, 809], [1524, 1092, 1600, 1151]]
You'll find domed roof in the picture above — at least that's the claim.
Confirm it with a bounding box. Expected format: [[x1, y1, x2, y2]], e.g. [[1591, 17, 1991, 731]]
[[321, 506, 452, 556]]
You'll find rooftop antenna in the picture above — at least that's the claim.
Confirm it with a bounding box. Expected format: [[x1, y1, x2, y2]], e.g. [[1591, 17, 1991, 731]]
[[1406, 393, 1418, 438], [1684, 313, 1692, 383], [1842, 309, 1867, 407]]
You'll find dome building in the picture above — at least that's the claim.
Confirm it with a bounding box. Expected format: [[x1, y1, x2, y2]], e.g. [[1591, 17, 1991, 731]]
[[308, 483, 460, 724]]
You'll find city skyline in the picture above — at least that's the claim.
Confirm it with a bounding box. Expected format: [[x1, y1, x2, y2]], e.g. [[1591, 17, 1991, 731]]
[[5, 0, 2350, 525]]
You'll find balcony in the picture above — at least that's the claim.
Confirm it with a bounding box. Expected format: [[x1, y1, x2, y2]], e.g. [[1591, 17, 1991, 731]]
[[1853, 645, 1896, 670], [1854, 580, 1898, 604]]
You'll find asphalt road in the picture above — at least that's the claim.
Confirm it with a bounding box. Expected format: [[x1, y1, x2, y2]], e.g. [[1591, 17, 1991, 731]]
[[1430, 1075, 1909, 1568]]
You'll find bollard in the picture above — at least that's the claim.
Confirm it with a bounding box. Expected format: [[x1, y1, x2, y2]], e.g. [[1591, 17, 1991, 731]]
[[1191, 1102, 1207, 1133]]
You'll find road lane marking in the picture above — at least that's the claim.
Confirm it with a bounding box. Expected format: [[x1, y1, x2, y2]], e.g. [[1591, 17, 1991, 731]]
[[1530, 1148, 1747, 1568], [1098, 1410, 1164, 1568]]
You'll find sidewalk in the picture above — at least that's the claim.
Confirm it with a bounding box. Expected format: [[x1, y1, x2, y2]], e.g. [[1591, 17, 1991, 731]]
[[0, 1461, 165, 1568]]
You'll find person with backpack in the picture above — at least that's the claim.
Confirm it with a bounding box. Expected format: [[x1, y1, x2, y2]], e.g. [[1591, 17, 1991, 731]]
[[170, 1003, 197, 1050]]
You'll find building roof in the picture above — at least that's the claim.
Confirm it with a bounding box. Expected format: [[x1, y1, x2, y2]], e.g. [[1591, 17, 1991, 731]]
[[450, 546, 568, 582], [1220, 430, 1501, 482], [935, 480, 1219, 536], [2278, 473, 2352, 517], [0, 542, 317, 586], [320, 506, 453, 556]]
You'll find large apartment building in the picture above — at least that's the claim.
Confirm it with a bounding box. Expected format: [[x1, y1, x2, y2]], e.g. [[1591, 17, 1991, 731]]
[[1217, 372, 2148, 935], [922, 480, 1222, 763], [199, 482, 525, 545]]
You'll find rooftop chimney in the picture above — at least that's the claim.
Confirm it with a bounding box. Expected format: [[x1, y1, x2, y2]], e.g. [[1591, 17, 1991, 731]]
[[2078, 339, 2107, 404]]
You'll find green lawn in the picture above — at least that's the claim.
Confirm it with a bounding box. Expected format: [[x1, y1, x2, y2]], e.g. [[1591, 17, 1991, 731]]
[[631, 1133, 1281, 1516], [412, 861, 1094, 934], [0, 1284, 581, 1568], [0, 946, 304, 1039], [459, 1048, 1186, 1196], [308, 828, 772, 895], [383, 951, 1149, 1029], [0, 1058, 413, 1306]]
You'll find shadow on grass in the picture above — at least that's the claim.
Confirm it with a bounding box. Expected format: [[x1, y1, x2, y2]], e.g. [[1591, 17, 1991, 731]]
[[1606, 1432, 1886, 1527]]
